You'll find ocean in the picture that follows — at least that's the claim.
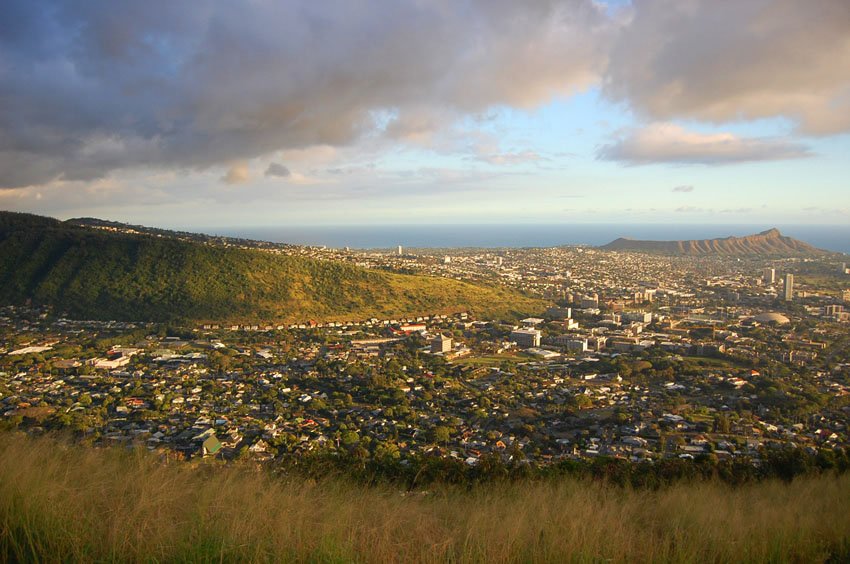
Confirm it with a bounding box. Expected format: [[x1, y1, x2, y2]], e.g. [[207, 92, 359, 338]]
[[205, 224, 850, 254]]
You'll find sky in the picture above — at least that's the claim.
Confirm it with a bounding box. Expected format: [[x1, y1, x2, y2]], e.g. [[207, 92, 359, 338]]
[[1, 0, 849, 229]]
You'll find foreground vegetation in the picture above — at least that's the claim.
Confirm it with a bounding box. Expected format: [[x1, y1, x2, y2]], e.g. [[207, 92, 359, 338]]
[[1, 433, 849, 562]]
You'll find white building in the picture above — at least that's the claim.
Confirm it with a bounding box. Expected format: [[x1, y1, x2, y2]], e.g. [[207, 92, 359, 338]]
[[622, 311, 652, 324], [551, 335, 589, 352], [510, 328, 542, 348], [763, 268, 775, 285]]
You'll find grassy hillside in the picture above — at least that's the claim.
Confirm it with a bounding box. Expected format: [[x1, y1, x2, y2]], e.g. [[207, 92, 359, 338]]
[[1, 433, 848, 562], [0, 212, 544, 322]]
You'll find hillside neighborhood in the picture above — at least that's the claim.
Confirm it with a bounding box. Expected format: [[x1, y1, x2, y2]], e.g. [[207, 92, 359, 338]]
[[2, 242, 849, 470]]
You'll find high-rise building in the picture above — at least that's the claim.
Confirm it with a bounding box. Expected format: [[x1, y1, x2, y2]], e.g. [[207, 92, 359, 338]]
[[763, 268, 775, 285], [430, 334, 452, 353], [397, 245, 403, 256], [784, 273, 794, 301]]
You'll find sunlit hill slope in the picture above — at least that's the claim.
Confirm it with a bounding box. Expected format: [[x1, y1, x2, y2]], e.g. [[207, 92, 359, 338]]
[[0, 212, 543, 323]]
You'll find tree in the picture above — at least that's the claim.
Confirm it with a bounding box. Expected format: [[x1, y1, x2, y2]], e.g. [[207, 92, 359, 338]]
[[570, 394, 592, 410], [373, 442, 400, 463], [713, 414, 731, 434], [631, 360, 653, 374], [432, 426, 451, 445], [341, 431, 360, 447]]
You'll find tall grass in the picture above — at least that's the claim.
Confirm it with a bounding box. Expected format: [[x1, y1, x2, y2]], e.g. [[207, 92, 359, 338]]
[[1, 433, 848, 562]]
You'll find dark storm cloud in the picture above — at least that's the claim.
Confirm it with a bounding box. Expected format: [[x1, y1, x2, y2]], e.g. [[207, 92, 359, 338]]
[[0, 0, 610, 188]]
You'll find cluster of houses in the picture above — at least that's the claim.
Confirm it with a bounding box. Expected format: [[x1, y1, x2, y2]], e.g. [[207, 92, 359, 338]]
[[1, 245, 848, 465], [1, 296, 848, 465]]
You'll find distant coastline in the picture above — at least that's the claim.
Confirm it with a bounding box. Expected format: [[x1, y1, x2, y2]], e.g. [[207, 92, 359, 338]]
[[204, 224, 850, 254]]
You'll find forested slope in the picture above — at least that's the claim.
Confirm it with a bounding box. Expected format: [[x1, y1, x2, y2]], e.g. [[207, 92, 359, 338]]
[[0, 212, 543, 322]]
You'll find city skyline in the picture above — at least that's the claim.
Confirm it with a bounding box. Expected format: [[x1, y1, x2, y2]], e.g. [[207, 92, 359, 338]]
[[1, 0, 849, 229]]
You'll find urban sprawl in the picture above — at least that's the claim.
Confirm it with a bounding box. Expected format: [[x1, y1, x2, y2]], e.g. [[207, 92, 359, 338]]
[[3, 241, 850, 469]]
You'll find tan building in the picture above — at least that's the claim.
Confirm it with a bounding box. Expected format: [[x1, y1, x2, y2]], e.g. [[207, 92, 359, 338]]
[[431, 334, 452, 353]]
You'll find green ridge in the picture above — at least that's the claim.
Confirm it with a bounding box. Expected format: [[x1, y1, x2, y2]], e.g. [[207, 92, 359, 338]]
[[0, 211, 544, 323]]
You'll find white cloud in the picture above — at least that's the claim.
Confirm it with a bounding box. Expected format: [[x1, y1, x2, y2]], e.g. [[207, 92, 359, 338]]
[[473, 151, 545, 166], [221, 163, 250, 185], [598, 123, 812, 165], [604, 0, 850, 135]]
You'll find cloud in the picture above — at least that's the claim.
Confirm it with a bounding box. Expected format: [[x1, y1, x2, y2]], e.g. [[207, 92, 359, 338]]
[[383, 109, 447, 143], [221, 163, 250, 185], [597, 123, 812, 165], [674, 205, 754, 214], [473, 151, 545, 166], [265, 163, 291, 178], [4, 0, 848, 193], [604, 0, 850, 135], [672, 185, 693, 193], [0, 0, 611, 189]]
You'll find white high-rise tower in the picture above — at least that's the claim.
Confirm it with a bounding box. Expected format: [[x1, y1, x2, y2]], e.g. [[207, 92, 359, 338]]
[[763, 268, 775, 285]]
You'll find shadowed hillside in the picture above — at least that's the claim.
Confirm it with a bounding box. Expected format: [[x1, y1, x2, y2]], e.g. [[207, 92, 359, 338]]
[[601, 228, 826, 256], [0, 212, 544, 323]]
